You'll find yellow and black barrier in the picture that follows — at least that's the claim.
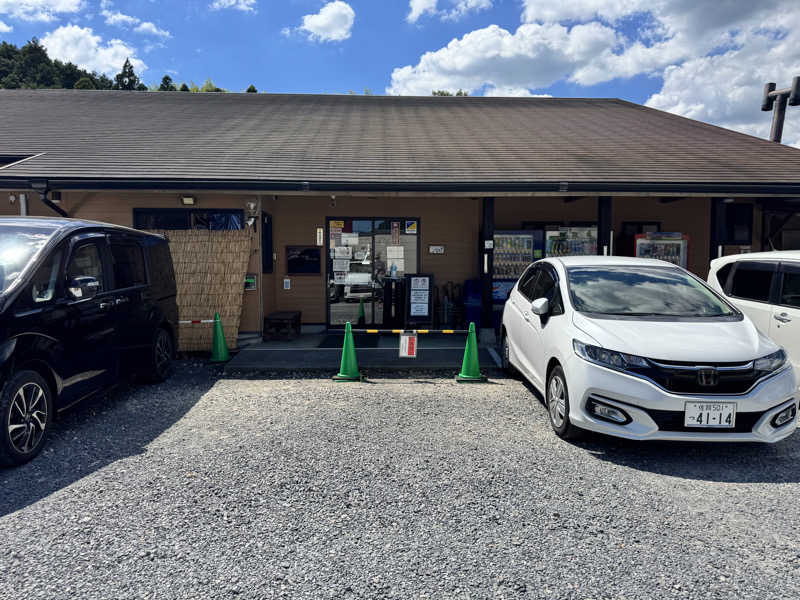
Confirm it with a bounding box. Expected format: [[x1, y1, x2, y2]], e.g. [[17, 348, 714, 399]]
[[329, 328, 468, 335]]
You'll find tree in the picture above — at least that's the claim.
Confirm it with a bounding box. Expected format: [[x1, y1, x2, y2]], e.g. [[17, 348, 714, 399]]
[[136, 82, 148, 91], [432, 89, 469, 96], [95, 74, 114, 90], [179, 83, 190, 92], [74, 76, 96, 90], [199, 77, 224, 92], [112, 58, 141, 90], [246, 84, 257, 93], [159, 75, 177, 91]]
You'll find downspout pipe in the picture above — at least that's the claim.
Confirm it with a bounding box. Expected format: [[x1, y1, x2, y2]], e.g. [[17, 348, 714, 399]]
[[29, 179, 68, 217]]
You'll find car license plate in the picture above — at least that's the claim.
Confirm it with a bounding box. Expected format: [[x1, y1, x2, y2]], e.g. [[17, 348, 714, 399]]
[[684, 402, 736, 428]]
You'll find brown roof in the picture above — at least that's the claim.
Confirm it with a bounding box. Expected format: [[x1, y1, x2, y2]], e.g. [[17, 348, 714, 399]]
[[1, 89, 799, 191]]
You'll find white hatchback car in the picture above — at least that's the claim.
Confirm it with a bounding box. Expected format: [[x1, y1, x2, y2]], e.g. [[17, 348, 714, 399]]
[[708, 251, 800, 380], [501, 256, 798, 443]]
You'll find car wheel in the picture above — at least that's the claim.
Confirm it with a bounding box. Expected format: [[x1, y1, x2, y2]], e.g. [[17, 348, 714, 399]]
[[144, 327, 174, 383], [501, 333, 517, 377], [546, 365, 582, 440], [0, 370, 53, 467]]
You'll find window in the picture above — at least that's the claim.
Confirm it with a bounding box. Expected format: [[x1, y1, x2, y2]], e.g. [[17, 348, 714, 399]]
[[110, 241, 146, 288], [517, 267, 539, 300], [29, 249, 63, 305], [133, 208, 244, 231], [719, 203, 754, 245], [715, 263, 733, 291], [67, 243, 105, 292], [730, 262, 775, 303], [567, 266, 734, 317], [531, 268, 563, 315], [779, 269, 800, 308]]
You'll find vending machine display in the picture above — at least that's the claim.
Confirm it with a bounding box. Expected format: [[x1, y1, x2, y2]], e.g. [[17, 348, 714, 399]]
[[492, 230, 544, 302], [545, 227, 597, 257], [635, 232, 689, 268]]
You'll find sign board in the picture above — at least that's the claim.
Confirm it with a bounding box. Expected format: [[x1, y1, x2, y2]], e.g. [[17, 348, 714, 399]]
[[391, 221, 401, 245], [405, 220, 418, 235], [484, 240, 494, 250], [283, 278, 291, 290], [244, 274, 257, 291], [428, 245, 445, 255], [405, 273, 434, 327], [399, 333, 417, 358]]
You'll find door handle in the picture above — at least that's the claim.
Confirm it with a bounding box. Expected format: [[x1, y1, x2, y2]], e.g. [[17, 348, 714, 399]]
[[115, 297, 130, 305], [774, 313, 792, 324], [99, 301, 113, 310], [523, 312, 532, 322]]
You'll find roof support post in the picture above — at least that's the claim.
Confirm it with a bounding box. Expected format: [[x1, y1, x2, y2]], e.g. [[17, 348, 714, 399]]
[[709, 197, 725, 260], [597, 196, 612, 255], [480, 196, 495, 333]]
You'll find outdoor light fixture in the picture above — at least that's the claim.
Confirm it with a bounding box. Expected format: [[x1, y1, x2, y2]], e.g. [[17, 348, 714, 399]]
[[181, 196, 196, 206], [8, 194, 15, 205]]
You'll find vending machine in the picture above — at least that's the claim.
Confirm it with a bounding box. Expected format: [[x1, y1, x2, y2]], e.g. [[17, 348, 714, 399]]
[[492, 230, 545, 304], [635, 232, 689, 268], [545, 227, 598, 257]]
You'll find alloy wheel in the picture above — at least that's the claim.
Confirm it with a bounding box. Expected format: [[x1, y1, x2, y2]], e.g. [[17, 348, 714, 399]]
[[548, 374, 566, 428], [7, 382, 47, 455]]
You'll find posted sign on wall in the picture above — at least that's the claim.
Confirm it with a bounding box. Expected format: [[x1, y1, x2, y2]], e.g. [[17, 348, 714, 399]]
[[399, 333, 418, 358], [405, 274, 434, 327]]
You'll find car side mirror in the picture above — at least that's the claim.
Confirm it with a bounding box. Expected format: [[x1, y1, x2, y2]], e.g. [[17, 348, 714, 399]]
[[67, 276, 100, 301], [531, 297, 550, 316]]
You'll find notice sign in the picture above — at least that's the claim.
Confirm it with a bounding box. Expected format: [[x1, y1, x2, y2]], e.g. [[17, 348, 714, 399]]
[[410, 277, 429, 291], [399, 333, 417, 358], [406, 273, 433, 325], [410, 289, 429, 303], [410, 303, 428, 316]]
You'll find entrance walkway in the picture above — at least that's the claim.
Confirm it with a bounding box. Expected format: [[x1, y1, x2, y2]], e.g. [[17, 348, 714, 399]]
[[225, 333, 501, 374]]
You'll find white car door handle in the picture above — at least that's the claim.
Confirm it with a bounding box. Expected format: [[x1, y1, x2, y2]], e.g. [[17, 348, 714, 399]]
[[774, 313, 792, 323], [523, 312, 532, 322]]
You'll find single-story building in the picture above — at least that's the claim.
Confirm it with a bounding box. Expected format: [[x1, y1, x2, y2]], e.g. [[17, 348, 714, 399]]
[[1, 90, 800, 346]]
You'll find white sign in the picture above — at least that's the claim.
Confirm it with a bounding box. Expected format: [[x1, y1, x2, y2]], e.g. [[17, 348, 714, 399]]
[[333, 259, 350, 272], [410, 303, 428, 316], [428, 245, 445, 255], [410, 277, 429, 291], [410, 290, 429, 303], [316, 227, 324, 246], [283, 278, 291, 290], [399, 333, 418, 358], [334, 246, 352, 259], [342, 233, 360, 246], [387, 246, 404, 259], [484, 240, 494, 250]]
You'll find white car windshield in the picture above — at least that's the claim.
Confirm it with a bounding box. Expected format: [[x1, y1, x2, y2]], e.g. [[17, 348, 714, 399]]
[[0, 224, 58, 294], [567, 266, 736, 317]]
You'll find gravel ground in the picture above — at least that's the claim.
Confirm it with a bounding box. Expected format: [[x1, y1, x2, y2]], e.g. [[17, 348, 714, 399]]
[[1, 362, 799, 600]]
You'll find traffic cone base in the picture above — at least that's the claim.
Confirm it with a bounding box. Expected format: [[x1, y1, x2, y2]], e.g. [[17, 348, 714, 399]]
[[456, 322, 487, 383], [210, 311, 230, 363], [333, 321, 362, 382]]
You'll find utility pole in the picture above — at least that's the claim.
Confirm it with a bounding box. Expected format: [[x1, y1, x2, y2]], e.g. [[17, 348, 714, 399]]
[[761, 76, 800, 143]]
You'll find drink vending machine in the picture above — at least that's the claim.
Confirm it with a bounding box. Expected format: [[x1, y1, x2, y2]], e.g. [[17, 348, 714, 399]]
[[492, 230, 545, 309]]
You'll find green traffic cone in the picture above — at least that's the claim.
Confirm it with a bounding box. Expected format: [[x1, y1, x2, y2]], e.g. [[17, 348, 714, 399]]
[[357, 299, 366, 326], [210, 312, 230, 363], [333, 322, 362, 382], [456, 322, 487, 383]]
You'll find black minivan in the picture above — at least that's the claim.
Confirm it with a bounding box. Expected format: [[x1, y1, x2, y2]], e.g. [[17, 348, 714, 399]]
[[0, 217, 178, 466]]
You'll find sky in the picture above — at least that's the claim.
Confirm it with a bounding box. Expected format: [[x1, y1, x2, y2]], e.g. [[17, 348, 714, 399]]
[[1, 1, 799, 146]]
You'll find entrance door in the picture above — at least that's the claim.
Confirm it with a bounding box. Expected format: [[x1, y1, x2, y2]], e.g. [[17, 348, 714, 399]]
[[327, 218, 419, 327]]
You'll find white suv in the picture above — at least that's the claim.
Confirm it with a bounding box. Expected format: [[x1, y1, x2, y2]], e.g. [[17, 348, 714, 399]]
[[501, 256, 797, 443], [708, 251, 800, 381]]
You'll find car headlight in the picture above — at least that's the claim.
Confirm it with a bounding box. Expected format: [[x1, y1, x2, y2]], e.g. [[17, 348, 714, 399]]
[[754, 349, 787, 373], [573, 339, 649, 371]]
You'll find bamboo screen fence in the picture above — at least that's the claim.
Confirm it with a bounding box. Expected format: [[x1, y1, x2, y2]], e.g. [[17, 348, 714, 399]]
[[150, 229, 255, 352]]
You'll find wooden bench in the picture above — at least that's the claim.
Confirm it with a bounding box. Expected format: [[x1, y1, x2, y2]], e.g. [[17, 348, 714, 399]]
[[263, 311, 302, 341]]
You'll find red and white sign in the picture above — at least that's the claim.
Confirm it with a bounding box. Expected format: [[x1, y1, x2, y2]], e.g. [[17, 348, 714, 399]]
[[399, 333, 417, 358]]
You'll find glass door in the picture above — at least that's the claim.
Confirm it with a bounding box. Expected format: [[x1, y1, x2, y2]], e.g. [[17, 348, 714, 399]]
[[327, 218, 419, 328]]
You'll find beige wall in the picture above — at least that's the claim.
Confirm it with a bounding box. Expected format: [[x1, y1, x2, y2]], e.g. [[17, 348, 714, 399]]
[[265, 195, 481, 323]]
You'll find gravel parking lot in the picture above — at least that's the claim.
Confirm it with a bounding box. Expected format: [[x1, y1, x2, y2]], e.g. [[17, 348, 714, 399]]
[[1, 362, 799, 600]]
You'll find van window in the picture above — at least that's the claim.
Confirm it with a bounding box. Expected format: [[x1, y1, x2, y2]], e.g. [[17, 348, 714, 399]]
[[146, 241, 177, 298], [29, 249, 63, 305], [67, 243, 105, 292], [730, 262, 775, 303], [780, 270, 800, 308], [110, 242, 147, 288]]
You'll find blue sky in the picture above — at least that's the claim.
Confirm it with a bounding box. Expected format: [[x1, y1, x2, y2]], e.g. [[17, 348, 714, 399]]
[[1, 1, 799, 145]]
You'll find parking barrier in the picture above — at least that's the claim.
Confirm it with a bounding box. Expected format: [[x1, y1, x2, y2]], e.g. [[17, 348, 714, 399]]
[[328, 328, 468, 334], [178, 313, 229, 362]]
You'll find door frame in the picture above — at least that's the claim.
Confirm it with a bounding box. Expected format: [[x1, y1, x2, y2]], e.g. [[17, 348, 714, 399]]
[[324, 216, 422, 330]]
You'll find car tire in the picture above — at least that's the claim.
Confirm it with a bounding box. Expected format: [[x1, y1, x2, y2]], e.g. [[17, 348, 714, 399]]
[[546, 365, 583, 440], [501, 333, 517, 377], [0, 370, 53, 467], [143, 327, 174, 384]]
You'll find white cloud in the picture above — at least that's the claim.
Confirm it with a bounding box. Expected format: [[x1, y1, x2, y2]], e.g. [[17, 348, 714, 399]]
[[407, 0, 492, 23], [407, 0, 437, 23], [41, 24, 145, 75], [102, 10, 138, 26], [0, 0, 82, 22], [388, 22, 618, 96], [484, 86, 551, 97], [520, 0, 645, 24], [210, 0, 256, 12], [298, 1, 355, 43], [135, 21, 170, 38], [0, 19, 11, 32]]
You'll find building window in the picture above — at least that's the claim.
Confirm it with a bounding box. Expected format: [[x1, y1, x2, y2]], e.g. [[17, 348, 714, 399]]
[[133, 208, 244, 231]]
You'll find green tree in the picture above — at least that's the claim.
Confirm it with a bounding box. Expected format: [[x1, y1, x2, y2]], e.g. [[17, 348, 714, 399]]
[[112, 58, 141, 90], [199, 77, 224, 92], [17, 39, 56, 88], [94, 73, 114, 90], [159, 75, 177, 91], [136, 82, 148, 91], [246, 84, 257, 93], [432, 89, 469, 96], [179, 82, 190, 92], [1, 73, 21, 89], [73, 76, 96, 90]]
